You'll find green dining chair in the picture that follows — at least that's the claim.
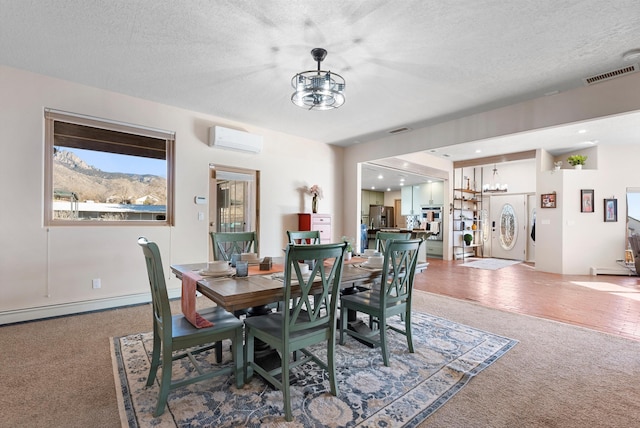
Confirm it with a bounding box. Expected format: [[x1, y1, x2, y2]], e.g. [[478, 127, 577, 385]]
[[244, 242, 347, 421], [210, 231, 258, 261], [138, 237, 244, 417], [287, 230, 320, 245], [375, 231, 412, 254], [339, 238, 423, 366]]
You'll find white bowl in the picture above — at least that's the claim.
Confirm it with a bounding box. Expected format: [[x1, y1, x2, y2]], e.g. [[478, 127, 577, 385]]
[[367, 256, 384, 267], [241, 252, 259, 261], [207, 261, 229, 272], [363, 249, 377, 257]]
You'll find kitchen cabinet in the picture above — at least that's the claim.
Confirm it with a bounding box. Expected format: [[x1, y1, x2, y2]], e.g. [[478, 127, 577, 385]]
[[361, 190, 384, 217], [401, 185, 422, 215]]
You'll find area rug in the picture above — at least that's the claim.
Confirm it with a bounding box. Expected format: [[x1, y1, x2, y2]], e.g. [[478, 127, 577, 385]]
[[111, 311, 517, 427], [461, 258, 521, 270]]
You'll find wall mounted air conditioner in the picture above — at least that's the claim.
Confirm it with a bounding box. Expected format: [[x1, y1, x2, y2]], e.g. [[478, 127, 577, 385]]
[[208, 126, 263, 153]]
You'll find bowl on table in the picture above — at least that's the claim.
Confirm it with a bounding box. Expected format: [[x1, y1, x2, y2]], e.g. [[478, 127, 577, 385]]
[[365, 255, 384, 268]]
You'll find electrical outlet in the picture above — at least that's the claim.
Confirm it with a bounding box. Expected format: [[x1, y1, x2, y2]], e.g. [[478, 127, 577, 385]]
[[92, 278, 101, 289]]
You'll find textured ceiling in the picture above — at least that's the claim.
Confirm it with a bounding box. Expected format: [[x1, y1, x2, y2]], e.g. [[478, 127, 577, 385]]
[[2, 0, 640, 190]]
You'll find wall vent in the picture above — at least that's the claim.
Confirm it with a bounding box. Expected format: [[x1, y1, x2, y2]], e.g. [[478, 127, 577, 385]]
[[583, 64, 638, 86], [388, 127, 411, 134]]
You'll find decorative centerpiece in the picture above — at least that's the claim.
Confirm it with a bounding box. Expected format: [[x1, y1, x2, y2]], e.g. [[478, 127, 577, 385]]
[[341, 236, 354, 260], [567, 155, 587, 170], [309, 184, 322, 213]]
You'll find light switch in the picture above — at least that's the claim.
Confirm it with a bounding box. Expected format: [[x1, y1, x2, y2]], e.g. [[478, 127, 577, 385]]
[[198, 212, 204, 221]]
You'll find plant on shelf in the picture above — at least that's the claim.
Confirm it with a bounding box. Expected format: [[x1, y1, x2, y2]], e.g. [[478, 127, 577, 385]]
[[463, 232, 473, 246], [567, 155, 587, 167]]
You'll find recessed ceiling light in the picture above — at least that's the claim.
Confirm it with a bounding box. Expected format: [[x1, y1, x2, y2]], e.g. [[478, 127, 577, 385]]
[[475, 149, 481, 153], [442, 154, 450, 158], [371, 186, 375, 190], [400, 178, 405, 182], [400, 183, 404, 186], [377, 174, 383, 179], [386, 188, 391, 192], [578, 129, 587, 134]]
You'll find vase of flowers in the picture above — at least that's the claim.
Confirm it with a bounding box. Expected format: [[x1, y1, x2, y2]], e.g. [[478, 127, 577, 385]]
[[309, 184, 322, 213]]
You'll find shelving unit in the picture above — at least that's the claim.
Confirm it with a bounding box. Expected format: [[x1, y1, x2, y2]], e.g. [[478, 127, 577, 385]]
[[452, 168, 484, 261]]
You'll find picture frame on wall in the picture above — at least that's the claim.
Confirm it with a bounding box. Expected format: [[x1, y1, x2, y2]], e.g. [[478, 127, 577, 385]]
[[581, 189, 594, 213], [541, 193, 556, 208], [604, 199, 617, 222]]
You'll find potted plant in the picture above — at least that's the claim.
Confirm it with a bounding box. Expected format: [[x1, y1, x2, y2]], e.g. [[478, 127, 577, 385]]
[[463, 232, 473, 246], [341, 236, 353, 260], [567, 155, 587, 170]]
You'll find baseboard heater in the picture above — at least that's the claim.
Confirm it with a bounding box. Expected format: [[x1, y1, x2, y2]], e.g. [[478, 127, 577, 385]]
[[0, 288, 182, 325]]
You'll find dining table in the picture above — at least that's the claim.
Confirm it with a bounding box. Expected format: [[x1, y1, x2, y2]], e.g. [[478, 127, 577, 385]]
[[170, 256, 416, 314], [171, 255, 427, 370]]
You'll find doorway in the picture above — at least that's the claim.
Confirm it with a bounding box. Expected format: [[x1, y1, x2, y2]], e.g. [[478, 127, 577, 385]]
[[208, 165, 259, 260], [489, 194, 526, 260]]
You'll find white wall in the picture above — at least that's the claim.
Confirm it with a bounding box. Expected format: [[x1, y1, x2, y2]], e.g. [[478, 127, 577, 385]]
[[536, 145, 640, 274], [344, 71, 640, 266], [0, 66, 343, 321]]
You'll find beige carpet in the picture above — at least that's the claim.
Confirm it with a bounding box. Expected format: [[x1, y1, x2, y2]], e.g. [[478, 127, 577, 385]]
[[2, 291, 640, 427]]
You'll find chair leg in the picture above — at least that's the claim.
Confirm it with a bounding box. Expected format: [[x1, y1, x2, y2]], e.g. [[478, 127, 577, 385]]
[[339, 305, 347, 345], [233, 329, 244, 388], [405, 308, 414, 353], [146, 329, 161, 386], [327, 335, 338, 396], [379, 317, 390, 367], [282, 347, 292, 421], [154, 347, 174, 417], [244, 328, 254, 382], [215, 341, 223, 363]]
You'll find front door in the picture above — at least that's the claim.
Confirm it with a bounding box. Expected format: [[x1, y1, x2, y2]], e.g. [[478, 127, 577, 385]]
[[489, 194, 526, 260]]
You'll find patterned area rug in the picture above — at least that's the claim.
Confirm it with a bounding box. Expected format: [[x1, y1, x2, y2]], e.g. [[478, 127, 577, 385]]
[[111, 311, 517, 427], [461, 258, 522, 270]]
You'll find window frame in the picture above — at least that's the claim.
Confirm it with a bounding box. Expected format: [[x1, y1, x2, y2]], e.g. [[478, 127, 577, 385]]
[[44, 108, 175, 226]]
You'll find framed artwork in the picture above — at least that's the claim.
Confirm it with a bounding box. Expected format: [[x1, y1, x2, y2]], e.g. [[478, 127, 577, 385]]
[[581, 189, 594, 213], [541, 193, 556, 208], [604, 199, 617, 222]]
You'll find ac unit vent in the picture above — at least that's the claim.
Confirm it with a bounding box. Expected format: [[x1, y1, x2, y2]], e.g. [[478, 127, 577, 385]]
[[583, 64, 638, 86], [388, 127, 411, 134], [208, 126, 263, 153]]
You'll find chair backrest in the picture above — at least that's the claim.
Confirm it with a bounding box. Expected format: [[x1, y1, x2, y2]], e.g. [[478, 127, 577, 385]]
[[375, 231, 412, 253], [287, 230, 321, 245], [282, 242, 347, 335], [378, 238, 423, 307], [138, 237, 172, 339], [210, 231, 258, 261]]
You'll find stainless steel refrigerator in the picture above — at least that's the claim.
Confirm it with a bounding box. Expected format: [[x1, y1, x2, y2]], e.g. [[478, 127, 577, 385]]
[[369, 205, 395, 228]]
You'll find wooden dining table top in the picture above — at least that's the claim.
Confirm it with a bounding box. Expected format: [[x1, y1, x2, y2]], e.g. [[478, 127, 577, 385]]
[[170, 257, 426, 313]]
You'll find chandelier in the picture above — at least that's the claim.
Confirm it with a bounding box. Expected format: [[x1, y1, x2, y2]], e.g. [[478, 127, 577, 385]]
[[483, 164, 508, 193], [291, 48, 346, 110]]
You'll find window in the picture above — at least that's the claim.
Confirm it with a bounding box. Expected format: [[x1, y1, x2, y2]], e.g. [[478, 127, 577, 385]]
[[44, 109, 175, 225]]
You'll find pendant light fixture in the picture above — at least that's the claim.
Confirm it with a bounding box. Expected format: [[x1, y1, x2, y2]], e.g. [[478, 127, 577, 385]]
[[291, 48, 346, 110], [483, 164, 508, 193]]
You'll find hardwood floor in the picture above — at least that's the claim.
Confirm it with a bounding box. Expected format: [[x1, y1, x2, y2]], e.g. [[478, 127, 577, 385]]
[[413, 258, 640, 341]]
